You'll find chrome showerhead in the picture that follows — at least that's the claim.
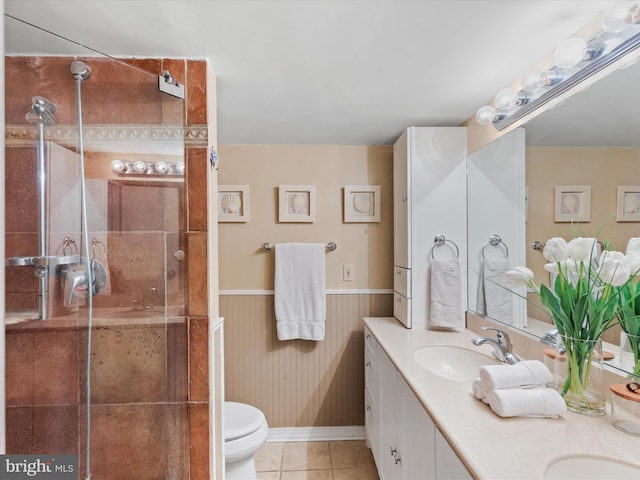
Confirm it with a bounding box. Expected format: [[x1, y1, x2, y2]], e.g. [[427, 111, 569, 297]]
[[70, 60, 92, 81], [26, 96, 57, 125]]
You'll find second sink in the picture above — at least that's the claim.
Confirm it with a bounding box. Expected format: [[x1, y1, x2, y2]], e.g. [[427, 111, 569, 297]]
[[413, 345, 500, 382]]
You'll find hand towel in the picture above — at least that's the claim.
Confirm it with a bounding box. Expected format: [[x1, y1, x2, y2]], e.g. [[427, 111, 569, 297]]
[[274, 243, 326, 341], [429, 258, 463, 329], [482, 258, 513, 324], [487, 387, 567, 418], [472, 378, 489, 404], [479, 360, 553, 390]]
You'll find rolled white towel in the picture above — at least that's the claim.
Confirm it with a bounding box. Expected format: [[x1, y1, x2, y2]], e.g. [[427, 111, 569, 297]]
[[487, 386, 567, 418], [479, 360, 552, 390], [472, 378, 489, 404]]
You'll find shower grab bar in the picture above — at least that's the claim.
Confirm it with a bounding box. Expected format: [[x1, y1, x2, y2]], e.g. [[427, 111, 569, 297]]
[[481, 234, 509, 259], [261, 242, 337, 252], [430, 234, 460, 259]]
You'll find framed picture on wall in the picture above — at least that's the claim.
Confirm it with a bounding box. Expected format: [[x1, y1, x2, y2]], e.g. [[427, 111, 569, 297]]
[[617, 186, 640, 222], [278, 185, 316, 222], [343, 185, 381, 222], [218, 185, 250, 222], [554, 185, 591, 222]]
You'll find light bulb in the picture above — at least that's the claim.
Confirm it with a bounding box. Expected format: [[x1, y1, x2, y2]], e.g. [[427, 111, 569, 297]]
[[553, 38, 587, 68], [154, 161, 169, 174], [111, 159, 126, 174], [475, 105, 497, 125], [132, 161, 147, 174], [601, 3, 633, 32], [521, 66, 547, 94], [175, 162, 185, 175], [494, 89, 518, 110]]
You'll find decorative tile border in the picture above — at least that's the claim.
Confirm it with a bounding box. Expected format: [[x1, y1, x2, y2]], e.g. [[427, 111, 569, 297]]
[[5, 124, 208, 147]]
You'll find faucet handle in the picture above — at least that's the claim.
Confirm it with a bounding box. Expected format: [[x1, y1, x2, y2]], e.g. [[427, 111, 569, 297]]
[[481, 326, 513, 350]]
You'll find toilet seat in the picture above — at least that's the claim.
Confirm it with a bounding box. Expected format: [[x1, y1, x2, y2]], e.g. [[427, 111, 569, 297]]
[[224, 401, 269, 466], [224, 402, 266, 440]]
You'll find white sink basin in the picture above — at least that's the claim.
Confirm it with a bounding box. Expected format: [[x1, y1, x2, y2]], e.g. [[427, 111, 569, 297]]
[[545, 456, 640, 479], [412, 345, 500, 382]]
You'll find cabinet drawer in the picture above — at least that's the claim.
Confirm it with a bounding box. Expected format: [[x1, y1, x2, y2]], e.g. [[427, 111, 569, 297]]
[[364, 326, 377, 358], [393, 292, 411, 328], [393, 266, 411, 298], [364, 387, 379, 460], [365, 348, 378, 396]]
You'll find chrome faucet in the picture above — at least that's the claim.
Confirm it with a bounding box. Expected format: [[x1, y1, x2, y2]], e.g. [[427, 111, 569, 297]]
[[471, 327, 521, 365]]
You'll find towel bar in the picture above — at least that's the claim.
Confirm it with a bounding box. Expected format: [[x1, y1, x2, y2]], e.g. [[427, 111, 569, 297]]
[[481, 234, 509, 259], [261, 242, 337, 252]]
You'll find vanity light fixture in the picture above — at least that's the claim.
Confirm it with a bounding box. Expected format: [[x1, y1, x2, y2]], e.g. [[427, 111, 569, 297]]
[[110, 159, 185, 177], [476, 2, 640, 130]]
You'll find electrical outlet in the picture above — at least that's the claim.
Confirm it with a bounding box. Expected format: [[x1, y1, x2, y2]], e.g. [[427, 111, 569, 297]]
[[343, 264, 354, 281]]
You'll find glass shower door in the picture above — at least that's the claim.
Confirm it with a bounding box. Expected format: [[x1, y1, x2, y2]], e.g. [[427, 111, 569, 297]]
[[4, 15, 189, 480]]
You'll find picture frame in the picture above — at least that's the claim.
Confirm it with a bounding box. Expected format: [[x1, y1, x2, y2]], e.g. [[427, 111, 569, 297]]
[[278, 185, 316, 222], [554, 185, 591, 223], [617, 186, 640, 222], [218, 185, 250, 222], [344, 185, 381, 222]]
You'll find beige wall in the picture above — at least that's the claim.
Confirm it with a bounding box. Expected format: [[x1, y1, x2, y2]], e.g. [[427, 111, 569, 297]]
[[217, 145, 393, 291], [217, 144, 394, 428]]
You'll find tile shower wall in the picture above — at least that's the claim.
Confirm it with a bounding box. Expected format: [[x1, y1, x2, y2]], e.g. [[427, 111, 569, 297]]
[[4, 56, 211, 479]]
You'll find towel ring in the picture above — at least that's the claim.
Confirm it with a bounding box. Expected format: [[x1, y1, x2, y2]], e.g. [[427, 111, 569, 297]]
[[430, 234, 459, 259], [481, 234, 509, 260]]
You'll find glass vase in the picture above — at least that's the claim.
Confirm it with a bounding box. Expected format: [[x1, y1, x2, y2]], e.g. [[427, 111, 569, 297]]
[[552, 334, 606, 416], [620, 332, 640, 381]]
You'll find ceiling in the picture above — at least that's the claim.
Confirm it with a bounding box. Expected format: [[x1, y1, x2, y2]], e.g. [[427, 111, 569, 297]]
[[3, 0, 621, 146]]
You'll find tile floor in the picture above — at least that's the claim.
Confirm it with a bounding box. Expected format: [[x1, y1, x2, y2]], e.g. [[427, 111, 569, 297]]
[[255, 440, 379, 480]]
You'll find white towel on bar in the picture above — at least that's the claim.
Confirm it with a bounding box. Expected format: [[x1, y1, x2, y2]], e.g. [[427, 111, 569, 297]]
[[429, 258, 463, 329], [481, 258, 513, 324], [275, 243, 326, 341]]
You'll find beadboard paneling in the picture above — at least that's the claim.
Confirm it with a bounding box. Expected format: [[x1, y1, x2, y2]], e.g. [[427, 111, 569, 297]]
[[220, 293, 392, 428]]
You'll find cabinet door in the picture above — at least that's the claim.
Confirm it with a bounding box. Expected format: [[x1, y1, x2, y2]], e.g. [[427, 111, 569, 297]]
[[398, 379, 436, 479], [377, 350, 399, 480], [435, 428, 472, 480], [393, 130, 410, 269]]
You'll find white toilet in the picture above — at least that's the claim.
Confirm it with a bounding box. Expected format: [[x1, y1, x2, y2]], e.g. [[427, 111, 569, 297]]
[[224, 401, 269, 480]]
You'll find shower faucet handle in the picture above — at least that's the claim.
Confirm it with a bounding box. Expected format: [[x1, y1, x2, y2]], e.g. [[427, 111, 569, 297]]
[[63, 269, 89, 307], [61, 259, 108, 307]]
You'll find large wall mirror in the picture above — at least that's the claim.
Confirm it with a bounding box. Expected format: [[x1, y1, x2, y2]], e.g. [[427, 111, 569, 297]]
[[467, 41, 640, 377]]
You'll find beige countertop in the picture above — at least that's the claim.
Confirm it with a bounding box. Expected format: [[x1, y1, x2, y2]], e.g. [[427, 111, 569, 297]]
[[364, 316, 640, 480]]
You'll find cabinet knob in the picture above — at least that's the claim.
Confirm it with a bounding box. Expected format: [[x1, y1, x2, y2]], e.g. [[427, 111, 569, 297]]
[[366, 334, 371, 339], [366, 361, 371, 367], [394, 455, 402, 465], [365, 404, 371, 412], [395, 269, 401, 275], [390, 447, 397, 457], [401, 196, 407, 202]]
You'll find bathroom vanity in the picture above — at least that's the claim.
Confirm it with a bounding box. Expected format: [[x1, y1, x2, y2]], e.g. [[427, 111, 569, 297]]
[[364, 316, 640, 479]]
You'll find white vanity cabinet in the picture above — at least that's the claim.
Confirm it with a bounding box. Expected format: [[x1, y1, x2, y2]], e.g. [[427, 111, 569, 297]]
[[392, 127, 467, 330], [365, 326, 472, 480], [379, 350, 436, 480]]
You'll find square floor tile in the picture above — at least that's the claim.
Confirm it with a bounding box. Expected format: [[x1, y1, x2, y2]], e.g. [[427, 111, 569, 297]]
[[256, 442, 284, 472], [282, 442, 331, 471]]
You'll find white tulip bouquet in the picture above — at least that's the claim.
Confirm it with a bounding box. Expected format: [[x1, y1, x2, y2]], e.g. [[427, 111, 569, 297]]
[[507, 236, 640, 411]]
